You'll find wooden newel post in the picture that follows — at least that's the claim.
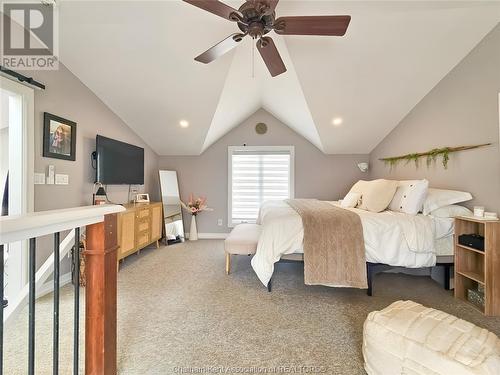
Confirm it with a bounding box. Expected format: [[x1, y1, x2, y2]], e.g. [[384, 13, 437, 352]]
[[84, 213, 118, 375]]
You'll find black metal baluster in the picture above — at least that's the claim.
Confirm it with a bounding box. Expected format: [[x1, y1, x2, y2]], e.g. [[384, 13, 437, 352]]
[[73, 228, 80, 375], [28, 238, 36, 375], [53, 233, 60, 375], [0, 243, 4, 375]]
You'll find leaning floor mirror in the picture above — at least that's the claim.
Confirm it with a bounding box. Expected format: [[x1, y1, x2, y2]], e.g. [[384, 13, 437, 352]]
[[159, 170, 185, 244]]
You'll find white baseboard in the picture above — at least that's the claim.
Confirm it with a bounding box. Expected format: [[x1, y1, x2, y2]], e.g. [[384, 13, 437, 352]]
[[36, 272, 72, 299], [184, 232, 229, 240]]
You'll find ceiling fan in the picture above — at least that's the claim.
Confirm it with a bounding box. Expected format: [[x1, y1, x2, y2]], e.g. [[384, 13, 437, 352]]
[[183, 0, 351, 77]]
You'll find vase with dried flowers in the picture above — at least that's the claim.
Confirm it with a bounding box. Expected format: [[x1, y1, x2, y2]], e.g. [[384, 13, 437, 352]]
[[181, 194, 212, 240]]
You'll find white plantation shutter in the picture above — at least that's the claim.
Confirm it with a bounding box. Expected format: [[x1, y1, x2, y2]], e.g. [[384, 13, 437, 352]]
[[228, 146, 294, 226]]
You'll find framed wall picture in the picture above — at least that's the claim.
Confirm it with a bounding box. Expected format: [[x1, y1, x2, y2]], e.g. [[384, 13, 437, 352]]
[[43, 112, 77, 161]]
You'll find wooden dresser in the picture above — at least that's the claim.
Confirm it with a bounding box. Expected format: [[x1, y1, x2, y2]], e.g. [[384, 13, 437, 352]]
[[117, 202, 163, 262]]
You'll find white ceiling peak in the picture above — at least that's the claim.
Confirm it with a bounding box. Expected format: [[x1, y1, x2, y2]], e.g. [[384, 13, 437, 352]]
[[259, 35, 323, 152], [56, 1, 500, 155], [201, 38, 262, 153], [202, 34, 323, 153]]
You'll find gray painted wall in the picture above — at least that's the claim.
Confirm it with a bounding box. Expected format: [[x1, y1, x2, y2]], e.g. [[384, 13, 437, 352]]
[[25, 64, 160, 271], [370, 25, 500, 214], [159, 109, 369, 234], [30, 65, 160, 210]]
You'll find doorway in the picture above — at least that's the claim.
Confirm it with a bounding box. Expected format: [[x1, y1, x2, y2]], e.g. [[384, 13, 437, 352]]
[[0, 76, 34, 312]]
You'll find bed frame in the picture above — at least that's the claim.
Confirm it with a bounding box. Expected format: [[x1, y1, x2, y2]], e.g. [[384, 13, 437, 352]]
[[267, 257, 454, 296], [365, 261, 453, 296]]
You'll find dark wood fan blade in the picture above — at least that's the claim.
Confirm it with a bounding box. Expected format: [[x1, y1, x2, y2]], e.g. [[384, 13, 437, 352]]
[[195, 34, 244, 64], [274, 15, 351, 36], [256, 37, 286, 77], [183, 0, 241, 21]]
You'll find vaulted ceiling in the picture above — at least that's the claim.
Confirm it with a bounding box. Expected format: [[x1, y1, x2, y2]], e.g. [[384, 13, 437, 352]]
[[57, 1, 500, 155]]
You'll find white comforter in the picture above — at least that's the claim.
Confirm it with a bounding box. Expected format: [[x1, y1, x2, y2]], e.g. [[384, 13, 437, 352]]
[[251, 200, 454, 287]]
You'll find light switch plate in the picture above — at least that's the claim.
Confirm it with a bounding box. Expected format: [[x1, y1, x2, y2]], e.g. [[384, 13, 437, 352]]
[[34, 173, 45, 185], [55, 174, 69, 185]]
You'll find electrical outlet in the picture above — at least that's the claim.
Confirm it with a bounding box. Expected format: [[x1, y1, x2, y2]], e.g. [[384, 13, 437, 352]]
[[217, 219, 223, 226]]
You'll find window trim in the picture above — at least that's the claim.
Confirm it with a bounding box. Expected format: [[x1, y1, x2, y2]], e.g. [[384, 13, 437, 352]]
[[227, 145, 295, 228]]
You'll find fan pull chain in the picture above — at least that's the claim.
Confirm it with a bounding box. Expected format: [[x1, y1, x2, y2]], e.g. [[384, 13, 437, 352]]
[[251, 40, 255, 79]]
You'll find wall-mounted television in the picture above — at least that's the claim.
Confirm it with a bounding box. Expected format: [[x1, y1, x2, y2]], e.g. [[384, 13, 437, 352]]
[[95, 135, 144, 185]]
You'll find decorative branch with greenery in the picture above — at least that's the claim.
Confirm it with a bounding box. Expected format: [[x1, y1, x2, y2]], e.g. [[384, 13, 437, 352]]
[[380, 143, 491, 169]]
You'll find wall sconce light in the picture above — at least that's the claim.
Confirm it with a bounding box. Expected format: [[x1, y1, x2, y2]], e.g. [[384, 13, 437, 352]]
[[357, 162, 369, 173]]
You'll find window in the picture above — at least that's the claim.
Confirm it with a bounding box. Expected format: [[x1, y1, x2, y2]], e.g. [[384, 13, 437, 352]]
[[228, 146, 294, 226]]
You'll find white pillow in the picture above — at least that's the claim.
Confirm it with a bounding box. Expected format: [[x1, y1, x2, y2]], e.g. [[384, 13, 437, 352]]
[[349, 180, 369, 194], [429, 204, 473, 218], [389, 179, 429, 215], [423, 188, 473, 215], [341, 192, 362, 208], [350, 179, 399, 213]]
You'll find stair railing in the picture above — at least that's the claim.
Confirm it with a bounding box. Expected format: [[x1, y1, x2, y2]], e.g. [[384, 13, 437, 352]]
[[0, 204, 125, 375]]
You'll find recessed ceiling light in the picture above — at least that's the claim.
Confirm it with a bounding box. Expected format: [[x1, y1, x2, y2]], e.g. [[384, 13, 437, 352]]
[[332, 117, 343, 126], [179, 120, 189, 128]]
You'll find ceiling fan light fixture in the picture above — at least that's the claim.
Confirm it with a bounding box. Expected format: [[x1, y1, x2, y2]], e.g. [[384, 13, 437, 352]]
[[183, 0, 351, 78]]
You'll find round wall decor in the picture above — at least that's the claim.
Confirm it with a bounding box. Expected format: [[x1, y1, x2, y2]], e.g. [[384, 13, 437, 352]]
[[255, 122, 268, 135]]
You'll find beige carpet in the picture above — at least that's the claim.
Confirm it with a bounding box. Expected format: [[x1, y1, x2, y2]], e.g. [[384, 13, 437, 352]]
[[4, 240, 500, 374]]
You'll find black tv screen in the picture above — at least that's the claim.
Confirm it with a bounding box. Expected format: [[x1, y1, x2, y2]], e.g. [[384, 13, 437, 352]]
[[96, 135, 144, 185]]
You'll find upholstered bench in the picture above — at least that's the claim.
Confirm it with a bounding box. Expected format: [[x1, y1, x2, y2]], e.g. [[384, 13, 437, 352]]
[[224, 224, 261, 275], [363, 300, 500, 375]]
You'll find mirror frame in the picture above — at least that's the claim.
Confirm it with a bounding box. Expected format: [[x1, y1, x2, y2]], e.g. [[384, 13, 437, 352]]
[[158, 170, 185, 244]]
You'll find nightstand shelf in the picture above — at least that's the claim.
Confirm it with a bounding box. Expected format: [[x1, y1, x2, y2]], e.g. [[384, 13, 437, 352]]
[[456, 243, 485, 255], [456, 270, 484, 285], [454, 216, 500, 316]]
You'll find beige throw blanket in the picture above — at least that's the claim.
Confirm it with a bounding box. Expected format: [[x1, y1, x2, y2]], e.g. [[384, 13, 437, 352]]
[[285, 199, 367, 288]]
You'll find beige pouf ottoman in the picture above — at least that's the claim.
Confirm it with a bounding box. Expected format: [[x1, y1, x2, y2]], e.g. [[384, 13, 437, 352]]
[[363, 300, 500, 375], [224, 223, 261, 274]]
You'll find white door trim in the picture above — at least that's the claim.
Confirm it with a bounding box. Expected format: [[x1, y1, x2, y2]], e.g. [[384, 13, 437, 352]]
[[1, 76, 35, 293], [1, 76, 34, 213]]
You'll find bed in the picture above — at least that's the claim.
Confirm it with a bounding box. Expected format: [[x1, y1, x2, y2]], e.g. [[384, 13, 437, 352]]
[[251, 200, 455, 295]]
